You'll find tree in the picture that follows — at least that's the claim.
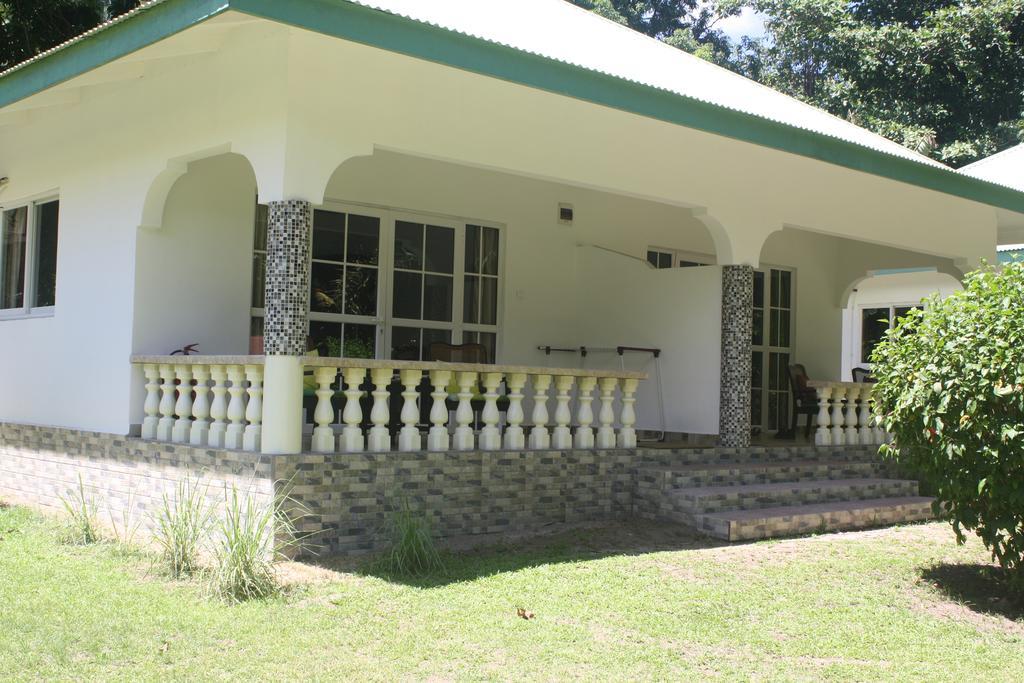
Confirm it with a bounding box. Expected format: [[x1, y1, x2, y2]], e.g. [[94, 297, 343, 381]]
[[0, 0, 141, 72], [739, 0, 1024, 166], [871, 262, 1024, 586]]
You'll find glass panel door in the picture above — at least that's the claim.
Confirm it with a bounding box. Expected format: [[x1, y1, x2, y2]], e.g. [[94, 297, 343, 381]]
[[751, 267, 794, 433]]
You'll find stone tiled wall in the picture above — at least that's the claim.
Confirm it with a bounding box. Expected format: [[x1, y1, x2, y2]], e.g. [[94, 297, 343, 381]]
[[719, 265, 754, 448]]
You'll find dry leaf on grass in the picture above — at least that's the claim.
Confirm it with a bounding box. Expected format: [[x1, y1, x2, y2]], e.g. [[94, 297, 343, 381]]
[[516, 606, 535, 620]]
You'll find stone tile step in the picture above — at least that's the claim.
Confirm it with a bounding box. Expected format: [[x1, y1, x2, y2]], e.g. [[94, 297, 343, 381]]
[[636, 446, 883, 466], [637, 459, 889, 489], [670, 478, 920, 514], [694, 496, 935, 542]]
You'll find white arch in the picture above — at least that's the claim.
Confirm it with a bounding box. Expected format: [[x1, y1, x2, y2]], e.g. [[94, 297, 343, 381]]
[[138, 143, 235, 230]]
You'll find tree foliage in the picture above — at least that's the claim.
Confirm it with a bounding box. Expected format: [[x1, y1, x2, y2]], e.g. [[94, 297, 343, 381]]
[[871, 262, 1024, 585]]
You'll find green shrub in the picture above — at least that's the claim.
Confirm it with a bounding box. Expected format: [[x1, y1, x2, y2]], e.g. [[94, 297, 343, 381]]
[[59, 474, 99, 544], [872, 261, 1024, 584], [209, 485, 301, 603], [374, 497, 445, 578], [152, 475, 212, 578]]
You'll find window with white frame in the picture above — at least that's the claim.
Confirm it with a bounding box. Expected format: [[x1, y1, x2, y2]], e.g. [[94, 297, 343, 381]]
[[0, 198, 59, 315], [646, 247, 715, 269], [859, 304, 915, 364]]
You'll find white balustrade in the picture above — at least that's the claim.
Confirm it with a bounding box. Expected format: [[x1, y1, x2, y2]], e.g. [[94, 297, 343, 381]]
[[830, 386, 847, 446], [131, 356, 647, 456], [808, 380, 883, 447], [844, 392, 859, 446]]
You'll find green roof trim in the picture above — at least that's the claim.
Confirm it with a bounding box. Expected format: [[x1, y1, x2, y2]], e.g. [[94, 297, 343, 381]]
[[3, 0, 1024, 216]]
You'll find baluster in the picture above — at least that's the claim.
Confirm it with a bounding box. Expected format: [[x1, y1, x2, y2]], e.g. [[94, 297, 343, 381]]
[[814, 386, 832, 446], [830, 386, 847, 446], [156, 364, 176, 442], [224, 365, 246, 450], [428, 369, 452, 451], [857, 386, 873, 445], [617, 378, 639, 448], [141, 364, 160, 440], [339, 367, 366, 453], [367, 367, 393, 452], [243, 364, 264, 452], [596, 377, 619, 448], [479, 372, 503, 451], [528, 374, 552, 450], [844, 386, 860, 446], [398, 369, 423, 452], [207, 365, 228, 448], [189, 365, 211, 446], [552, 375, 575, 449], [171, 364, 193, 443], [870, 393, 885, 445], [503, 373, 527, 450], [453, 371, 478, 451], [311, 366, 337, 453], [574, 376, 598, 449]]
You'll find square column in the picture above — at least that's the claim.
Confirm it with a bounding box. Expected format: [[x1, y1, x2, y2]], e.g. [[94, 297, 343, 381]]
[[719, 265, 753, 448], [261, 200, 312, 454]]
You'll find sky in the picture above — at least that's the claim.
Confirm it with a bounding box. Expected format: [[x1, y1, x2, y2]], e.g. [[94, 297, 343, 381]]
[[714, 7, 767, 42]]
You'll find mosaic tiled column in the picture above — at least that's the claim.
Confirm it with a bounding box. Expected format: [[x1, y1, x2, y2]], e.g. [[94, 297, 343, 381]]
[[719, 265, 754, 448], [261, 200, 312, 454]]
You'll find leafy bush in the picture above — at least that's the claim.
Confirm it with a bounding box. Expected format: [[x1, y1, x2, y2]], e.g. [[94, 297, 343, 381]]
[[872, 261, 1024, 583], [374, 497, 445, 578], [152, 475, 213, 578], [59, 474, 99, 544], [209, 485, 303, 603]]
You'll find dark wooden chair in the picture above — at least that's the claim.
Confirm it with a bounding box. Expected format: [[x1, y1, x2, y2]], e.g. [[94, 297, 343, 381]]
[[851, 367, 875, 383], [787, 363, 819, 439]]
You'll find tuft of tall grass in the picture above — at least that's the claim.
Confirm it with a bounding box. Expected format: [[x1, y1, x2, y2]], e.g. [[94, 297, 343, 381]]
[[152, 474, 212, 578], [107, 485, 143, 554], [59, 474, 100, 545], [209, 485, 303, 603], [374, 497, 445, 578]]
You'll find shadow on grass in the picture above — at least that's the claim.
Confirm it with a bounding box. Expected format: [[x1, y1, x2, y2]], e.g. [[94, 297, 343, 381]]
[[306, 519, 727, 588], [919, 563, 1024, 622]]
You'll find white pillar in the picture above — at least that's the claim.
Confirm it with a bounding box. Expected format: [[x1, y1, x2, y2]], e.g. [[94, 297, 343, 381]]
[[243, 364, 264, 452], [595, 377, 619, 448], [311, 366, 337, 453], [814, 386, 832, 446], [453, 371, 478, 451], [189, 365, 211, 446], [339, 367, 366, 453], [617, 378, 639, 448], [171, 364, 193, 443], [156, 364, 176, 442], [573, 376, 597, 449], [428, 369, 452, 452], [503, 373, 527, 450], [398, 369, 423, 452], [207, 364, 228, 448], [479, 372, 503, 451], [528, 374, 552, 450], [367, 367, 393, 452], [224, 364, 247, 450], [552, 375, 575, 449], [141, 364, 160, 440]]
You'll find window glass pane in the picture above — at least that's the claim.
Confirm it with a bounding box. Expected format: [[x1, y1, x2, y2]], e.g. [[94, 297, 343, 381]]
[[779, 270, 792, 309], [861, 308, 889, 363], [312, 210, 346, 262], [767, 392, 779, 429], [34, 200, 59, 308], [310, 262, 344, 313], [251, 254, 265, 308], [394, 221, 423, 270], [463, 331, 497, 363], [343, 323, 376, 359], [422, 328, 453, 360], [253, 203, 268, 252], [752, 308, 764, 347], [778, 309, 790, 348], [425, 225, 454, 274], [678, 260, 703, 268], [480, 227, 499, 275], [894, 306, 913, 322], [751, 351, 763, 389], [770, 269, 780, 308], [309, 320, 343, 357], [465, 225, 480, 273], [346, 214, 379, 265], [392, 271, 422, 320], [1, 207, 27, 310], [463, 275, 479, 324], [344, 266, 377, 316], [423, 274, 453, 322], [391, 326, 421, 360], [753, 270, 765, 308], [479, 276, 498, 325], [751, 389, 762, 427], [658, 252, 672, 269], [769, 309, 780, 347], [646, 250, 659, 267]]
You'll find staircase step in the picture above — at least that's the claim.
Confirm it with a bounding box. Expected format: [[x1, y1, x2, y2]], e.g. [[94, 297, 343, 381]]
[[671, 478, 920, 514], [637, 445, 883, 467], [637, 459, 889, 490], [694, 496, 935, 542]]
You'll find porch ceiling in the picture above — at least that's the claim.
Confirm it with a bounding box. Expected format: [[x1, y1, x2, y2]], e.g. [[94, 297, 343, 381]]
[[3, 0, 1024, 217]]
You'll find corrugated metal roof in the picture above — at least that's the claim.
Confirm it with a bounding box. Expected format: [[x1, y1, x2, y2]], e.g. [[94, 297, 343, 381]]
[[960, 144, 1024, 192]]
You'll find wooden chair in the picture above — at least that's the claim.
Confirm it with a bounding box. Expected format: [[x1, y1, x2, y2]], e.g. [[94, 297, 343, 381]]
[[787, 363, 819, 439]]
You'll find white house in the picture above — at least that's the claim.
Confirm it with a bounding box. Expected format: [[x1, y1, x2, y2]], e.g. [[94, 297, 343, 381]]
[[1, 0, 1022, 547]]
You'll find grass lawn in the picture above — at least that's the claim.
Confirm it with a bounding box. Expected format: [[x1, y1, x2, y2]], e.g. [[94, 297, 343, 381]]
[[1, 504, 1022, 682]]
